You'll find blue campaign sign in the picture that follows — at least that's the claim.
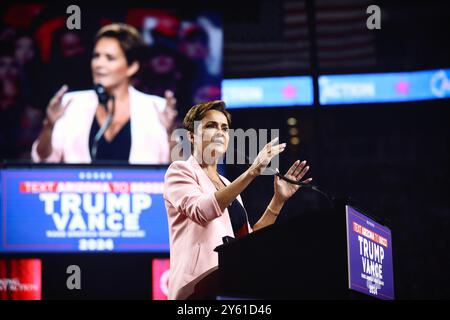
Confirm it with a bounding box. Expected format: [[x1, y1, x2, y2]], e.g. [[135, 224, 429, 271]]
[[346, 205, 394, 300], [222, 76, 314, 108], [319, 68, 450, 105], [0, 166, 170, 253]]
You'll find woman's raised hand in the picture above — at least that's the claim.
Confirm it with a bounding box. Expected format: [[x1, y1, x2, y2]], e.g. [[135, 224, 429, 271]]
[[248, 137, 286, 177], [158, 90, 178, 132], [45, 85, 72, 127], [274, 160, 313, 203]]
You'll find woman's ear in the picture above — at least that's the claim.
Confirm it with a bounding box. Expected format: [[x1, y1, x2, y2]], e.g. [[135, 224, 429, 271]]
[[188, 131, 194, 144], [127, 61, 140, 78]]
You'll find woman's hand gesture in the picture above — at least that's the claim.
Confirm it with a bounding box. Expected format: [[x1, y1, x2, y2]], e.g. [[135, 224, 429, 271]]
[[158, 90, 178, 133], [45, 85, 72, 127], [274, 160, 313, 203], [248, 138, 286, 177]]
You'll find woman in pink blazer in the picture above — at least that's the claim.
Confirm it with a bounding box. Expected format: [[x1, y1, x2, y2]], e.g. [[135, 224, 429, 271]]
[[32, 23, 176, 164], [163, 100, 313, 299]]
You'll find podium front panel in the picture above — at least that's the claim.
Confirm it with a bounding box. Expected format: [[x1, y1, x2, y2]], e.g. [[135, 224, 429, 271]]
[[346, 205, 395, 300]]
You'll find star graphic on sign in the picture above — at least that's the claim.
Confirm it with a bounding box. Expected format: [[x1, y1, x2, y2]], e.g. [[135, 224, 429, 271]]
[[282, 84, 297, 99], [395, 80, 410, 95]]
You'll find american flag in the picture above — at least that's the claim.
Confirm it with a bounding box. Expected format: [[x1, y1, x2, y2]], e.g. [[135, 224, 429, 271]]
[[315, 0, 376, 70], [223, 0, 376, 78]]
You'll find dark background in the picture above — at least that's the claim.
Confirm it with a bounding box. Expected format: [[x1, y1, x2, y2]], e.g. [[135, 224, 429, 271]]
[[224, 0, 450, 299], [1, 0, 449, 299]]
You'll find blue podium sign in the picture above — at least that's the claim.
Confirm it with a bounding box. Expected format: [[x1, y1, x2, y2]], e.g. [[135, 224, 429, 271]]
[[346, 205, 394, 300]]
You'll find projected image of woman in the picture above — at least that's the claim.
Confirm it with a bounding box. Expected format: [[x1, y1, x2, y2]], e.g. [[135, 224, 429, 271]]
[[163, 100, 313, 299], [32, 23, 177, 164]]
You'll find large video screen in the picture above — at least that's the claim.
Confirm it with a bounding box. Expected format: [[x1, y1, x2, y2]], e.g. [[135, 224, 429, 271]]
[[0, 3, 222, 160], [0, 166, 169, 253]]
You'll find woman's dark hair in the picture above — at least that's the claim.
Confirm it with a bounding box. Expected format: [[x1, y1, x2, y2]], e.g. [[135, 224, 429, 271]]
[[182, 100, 231, 133], [94, 23, 145, 65]]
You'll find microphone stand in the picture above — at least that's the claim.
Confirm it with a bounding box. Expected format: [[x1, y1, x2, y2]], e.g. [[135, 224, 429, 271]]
[[90, 95, 115, 161]]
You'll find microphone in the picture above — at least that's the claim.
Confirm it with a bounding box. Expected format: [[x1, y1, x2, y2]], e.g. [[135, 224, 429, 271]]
[[93, 83, 110, 108], [91, 84, 115, 161]]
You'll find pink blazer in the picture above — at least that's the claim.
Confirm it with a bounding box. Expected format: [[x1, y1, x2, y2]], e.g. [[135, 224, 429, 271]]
[[31, 86, 169, 164], [163, 155, 251, 300]]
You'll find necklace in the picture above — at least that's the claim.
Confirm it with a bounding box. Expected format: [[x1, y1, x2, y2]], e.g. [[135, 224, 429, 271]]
[[203, 169, 224, 190]]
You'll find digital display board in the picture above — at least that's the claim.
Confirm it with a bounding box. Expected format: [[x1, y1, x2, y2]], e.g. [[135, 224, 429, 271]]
[[0, 166, 169, 253], [319, 68, 450, 105], [222, 76, 314, 108]]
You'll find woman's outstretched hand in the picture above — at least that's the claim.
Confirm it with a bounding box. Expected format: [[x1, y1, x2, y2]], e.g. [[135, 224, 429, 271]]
[[45, 85, 72, 127], [274, 160, 313, 203], [158, 90, 178, 133], [248, 137, 286, 177]]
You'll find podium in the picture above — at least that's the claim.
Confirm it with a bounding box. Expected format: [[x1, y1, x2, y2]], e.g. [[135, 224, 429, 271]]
[[189, 200, 395, 300]]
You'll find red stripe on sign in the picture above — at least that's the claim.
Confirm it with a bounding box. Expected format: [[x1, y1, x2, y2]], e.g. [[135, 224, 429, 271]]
[[20, 181, 56, 193]]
